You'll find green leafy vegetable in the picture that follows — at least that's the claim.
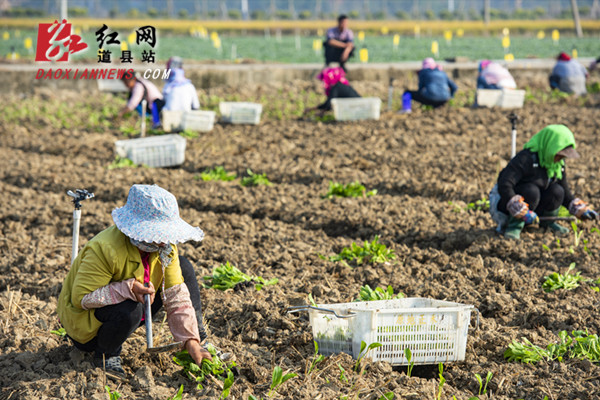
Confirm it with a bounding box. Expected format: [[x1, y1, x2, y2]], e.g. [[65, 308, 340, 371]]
[[322, 236, 395, 267], [203, 261, 278, 291], [322, 181, 377, 199], [50, 327, 67, 337], [355, 285, 404, 302], [108, 155, 137, 170], [173, 344, 236, 397], [105, 386, 122, 400], [197, 166, 237, 182], [355, 341, 382, 372], [241, 169, 272, 186], [268, 366, 297, 397], [542, 263, 585, 292]]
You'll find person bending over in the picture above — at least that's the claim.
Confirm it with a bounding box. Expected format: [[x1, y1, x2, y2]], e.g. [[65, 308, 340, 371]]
[[489, 125, 598, 240], [303, 67, 360, 117], [403, 58, 457, 109], [57, 184, 212, 377]]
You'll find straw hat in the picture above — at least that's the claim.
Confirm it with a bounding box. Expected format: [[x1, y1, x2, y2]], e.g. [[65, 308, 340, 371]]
[[112, 184, 204, 244]]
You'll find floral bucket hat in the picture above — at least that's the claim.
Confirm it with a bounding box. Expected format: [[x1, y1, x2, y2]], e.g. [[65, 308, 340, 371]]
[[112, 184, 204, 244]]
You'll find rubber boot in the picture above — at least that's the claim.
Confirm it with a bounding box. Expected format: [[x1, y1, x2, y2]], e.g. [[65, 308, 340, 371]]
[[504, 217, 525, 240], [540, 208, 569, 235]]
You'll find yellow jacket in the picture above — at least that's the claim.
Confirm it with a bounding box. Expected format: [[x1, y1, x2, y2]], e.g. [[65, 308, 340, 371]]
[[57, 225, 184, 343]]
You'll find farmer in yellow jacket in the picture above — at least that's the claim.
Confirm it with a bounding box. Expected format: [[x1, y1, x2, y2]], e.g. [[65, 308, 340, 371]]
[[57, 184, 211, 376]]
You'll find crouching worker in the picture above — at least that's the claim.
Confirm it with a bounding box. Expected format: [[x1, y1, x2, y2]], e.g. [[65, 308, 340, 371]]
[[403, 58, 457, 109], [303, 67, 360, 117], [489, 125, 598, 240], [549, 52, 588, 95], [57, 184, 211, 377], [118, 73, 165, 128]]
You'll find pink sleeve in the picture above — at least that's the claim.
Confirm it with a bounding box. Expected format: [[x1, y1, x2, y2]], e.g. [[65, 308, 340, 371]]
[[164, 283, 200, 346], [80, 278, 137, 310], [126, 82, 144, 110]]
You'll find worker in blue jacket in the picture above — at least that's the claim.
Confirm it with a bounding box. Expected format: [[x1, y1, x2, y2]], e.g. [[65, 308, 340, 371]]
[[403, 58, 458, 108]]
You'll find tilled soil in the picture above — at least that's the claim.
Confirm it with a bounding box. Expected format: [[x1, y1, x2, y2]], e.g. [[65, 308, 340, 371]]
[[1, 78, 600, 400]]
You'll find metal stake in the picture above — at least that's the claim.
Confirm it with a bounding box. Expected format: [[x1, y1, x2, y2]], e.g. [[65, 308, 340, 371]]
[[508, 112, 519, 158], [67, 189, 95, 264]]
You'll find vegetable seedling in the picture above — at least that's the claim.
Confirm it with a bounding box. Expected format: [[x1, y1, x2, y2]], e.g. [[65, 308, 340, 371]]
[[307, 341, 325, 374], [50, 327, 67, 337], [322, 236, 395, 267], [173, 344, 237, 397], [268, 366, 297, 397], [354, 341, 382, 372], [203, 261, 278, 291], [405, 348, 414, 377], [108, 155, 137, 170], [179, 129, 199, 139], [338, 363, 348, 382], [475, 371, 493, 396], [322, 181, 377, 199], [105, 386, 122, 400], [197, 166, 237, 182], [354, 285, 404, 302], [542, 263, 585, 292], [241, 169, 272, 187], [437, 363, 446, 400], [167, 385, 184, 400]]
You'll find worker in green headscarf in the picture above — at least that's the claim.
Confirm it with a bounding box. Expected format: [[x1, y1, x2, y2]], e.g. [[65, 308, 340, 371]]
[[489, 124, 598, 240]]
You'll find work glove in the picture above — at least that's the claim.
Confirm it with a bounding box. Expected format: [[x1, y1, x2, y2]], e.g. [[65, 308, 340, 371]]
[[581, 209, 599, 221], [569, 198, 597, 220], [522, 210, 539, 225]]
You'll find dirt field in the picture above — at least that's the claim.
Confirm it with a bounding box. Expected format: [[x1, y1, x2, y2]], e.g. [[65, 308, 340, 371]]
[[1, 75, 600, 400]]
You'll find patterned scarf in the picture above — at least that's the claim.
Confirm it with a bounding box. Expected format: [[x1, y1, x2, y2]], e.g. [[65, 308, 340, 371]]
[[130, 238, 173, 302]]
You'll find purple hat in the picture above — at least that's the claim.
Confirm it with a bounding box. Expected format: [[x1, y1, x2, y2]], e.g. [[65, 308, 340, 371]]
[[112, 184, 204, 244]]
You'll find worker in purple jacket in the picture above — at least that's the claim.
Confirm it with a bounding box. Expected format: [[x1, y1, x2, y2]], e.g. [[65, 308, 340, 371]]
[[324, 15, 355, 72]]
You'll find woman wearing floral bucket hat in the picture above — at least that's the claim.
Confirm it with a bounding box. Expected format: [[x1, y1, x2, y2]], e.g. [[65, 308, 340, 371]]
[[58, 184, 212, 377]]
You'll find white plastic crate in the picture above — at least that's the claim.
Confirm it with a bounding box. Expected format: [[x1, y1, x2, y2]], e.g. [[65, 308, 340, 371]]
[[161, 110, 184, 133], [182, 110, 216, 132], [476, 89, 525, 109], [498, 89, 525, 108], [292, 298, 475, 365], [219, 102, 262, 124], [331, 97, 382, 121], [97, 79, 128, 93], [114, 134, 186, 168]]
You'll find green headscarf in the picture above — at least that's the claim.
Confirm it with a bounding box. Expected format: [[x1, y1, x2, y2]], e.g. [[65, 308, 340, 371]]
[[523, 124, 576, 180]]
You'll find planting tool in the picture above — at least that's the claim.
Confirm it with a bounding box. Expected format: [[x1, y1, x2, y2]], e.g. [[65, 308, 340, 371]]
[[140, 99, 147, 137], [387, 77, 394, 112], [508, 112, 519, 158], [538, 216, 576, 222], [67, 189, 94, 265], [144, 284, 183, 353]]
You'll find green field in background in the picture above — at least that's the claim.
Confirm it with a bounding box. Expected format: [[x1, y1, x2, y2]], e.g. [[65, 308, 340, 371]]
[[3, 28, 600, 63]]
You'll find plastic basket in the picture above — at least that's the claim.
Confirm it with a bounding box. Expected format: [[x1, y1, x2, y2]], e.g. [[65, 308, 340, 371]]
[[182, 110, 216, 132], [331, 97, 382, 121], [476, 89, 525, 109], [219, 102, 262, 124], [114, 134, 186, 168], [498, 89, 525, 108], [290, 298, 476, 365], [161, 110, 184, 133], [97, 79, 128, 93]]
